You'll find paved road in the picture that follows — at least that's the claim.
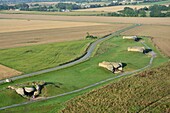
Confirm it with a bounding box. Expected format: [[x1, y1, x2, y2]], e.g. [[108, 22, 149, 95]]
[[0, 24, 156, 111], [0, 24, 139, 84]]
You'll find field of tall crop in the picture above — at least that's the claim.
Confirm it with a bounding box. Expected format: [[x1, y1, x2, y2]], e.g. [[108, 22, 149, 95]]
[[61, 62, 170, 113]]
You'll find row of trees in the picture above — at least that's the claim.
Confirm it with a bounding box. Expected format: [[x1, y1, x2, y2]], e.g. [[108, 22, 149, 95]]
[[100, 5, 170, 17], [0, 2, 103, 11], [0, 3, 29, 10]]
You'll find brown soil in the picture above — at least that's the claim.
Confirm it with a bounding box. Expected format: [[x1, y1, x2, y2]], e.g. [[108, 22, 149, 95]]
[[0, 19, 105, 33], [0, 64, 22, 80], [0, 24, 129, 49], [122, 25, 170, 57], [0, 14, 169, 25]]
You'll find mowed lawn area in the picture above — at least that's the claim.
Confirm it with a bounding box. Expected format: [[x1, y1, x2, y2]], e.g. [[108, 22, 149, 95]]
[[0, 40, 92, 73], [0, 36, 168, 110]]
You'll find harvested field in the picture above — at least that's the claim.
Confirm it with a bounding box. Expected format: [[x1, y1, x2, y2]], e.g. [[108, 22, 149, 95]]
[[76, 5, 149, 12], [122, 25, 170, 57], [0, 14, 169, 25], [0, 19, 105, 33], [0, 64, 22, 80], [0, 24, 129, 49]]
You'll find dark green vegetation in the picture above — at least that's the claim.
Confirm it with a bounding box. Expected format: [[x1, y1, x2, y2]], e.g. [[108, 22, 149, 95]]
[[0, 40, 91, 73], [61, 62, 170, 113], [85, 32, 97, 39], [0, 10, 106, 16], [0, 36, 168, 112], [100, 4, 170, 17]]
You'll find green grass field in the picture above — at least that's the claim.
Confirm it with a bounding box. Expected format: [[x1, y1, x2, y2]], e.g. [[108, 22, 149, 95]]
[[0, 35, 168, 111], [0, 40, 92, 73]]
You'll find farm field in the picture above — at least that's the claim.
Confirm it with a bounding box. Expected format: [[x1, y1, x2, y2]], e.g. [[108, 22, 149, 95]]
[[61, 62, 170, 113], [0, 11, 170, 112], [0, 14, 170, 25], [0, 10, 106, 16], [0, 36, 168, 111], [0, 22, 129, 49], [76, 5, 149, 12], [0, 19, 105, 33], [122, 25, 170, 56], [139, 0, 170, 5], [0, 40, 91, 74], [0, 64, 22, 80]]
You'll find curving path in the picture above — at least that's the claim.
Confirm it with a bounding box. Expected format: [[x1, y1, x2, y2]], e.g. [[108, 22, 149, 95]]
[[0, 24, 156, 111], [0, 24, 139, 84]]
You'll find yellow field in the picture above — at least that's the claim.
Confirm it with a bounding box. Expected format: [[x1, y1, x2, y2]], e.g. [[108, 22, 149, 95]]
[[122, 25, 170, 56], [0, 19, 106, 33], [76, 5, 149, 12], [0, 18, 130, 49], [0, 64, 22, 80], [0, 14, 169, 25]]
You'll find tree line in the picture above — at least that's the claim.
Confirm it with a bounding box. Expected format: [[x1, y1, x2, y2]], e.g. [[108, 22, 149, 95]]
[[99, 4, 170, 17]]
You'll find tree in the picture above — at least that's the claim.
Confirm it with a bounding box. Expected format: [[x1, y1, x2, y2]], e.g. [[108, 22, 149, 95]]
[[15, 3, 29, 10], [138, 10, 146, 17]]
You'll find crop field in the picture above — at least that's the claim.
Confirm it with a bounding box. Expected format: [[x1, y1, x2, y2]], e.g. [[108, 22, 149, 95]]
[[0, 36, 168, 111], [61, 62, 170, 113], [122, 25, 170, 56], [139, 0, 170, 5], [76, 5, 149, 12], [0, 64, 22, 80], [0, 19, 105, 33], [0, 21, 129, 49], [0, 14, 170, 25], [0, 40, 91, 74], [0, 10, 106, 16]]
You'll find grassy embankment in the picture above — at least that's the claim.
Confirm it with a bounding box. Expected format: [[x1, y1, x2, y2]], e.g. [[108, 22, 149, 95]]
[[0, 40, 92, 74], [0, 36, 168, 112]]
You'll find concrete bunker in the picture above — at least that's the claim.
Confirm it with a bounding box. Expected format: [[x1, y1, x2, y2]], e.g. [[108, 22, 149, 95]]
[[99, 61, 123, 73]]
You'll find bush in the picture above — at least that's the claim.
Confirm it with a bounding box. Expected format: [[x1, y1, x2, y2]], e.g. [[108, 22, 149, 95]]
[[85, 32, 97, 39]]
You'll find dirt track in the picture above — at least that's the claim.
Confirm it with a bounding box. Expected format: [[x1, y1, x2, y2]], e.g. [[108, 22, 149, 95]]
[[0, 14, 170, 25]]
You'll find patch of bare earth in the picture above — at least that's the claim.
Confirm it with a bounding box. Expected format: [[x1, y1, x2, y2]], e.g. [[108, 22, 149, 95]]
[[122, 25, 170, 57], [0, 64, 22, 80], [0, 24, 129, 49], [0, 19, 105, 33], [0, 14, 170, 25]]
